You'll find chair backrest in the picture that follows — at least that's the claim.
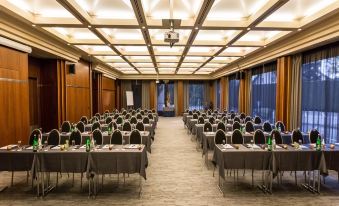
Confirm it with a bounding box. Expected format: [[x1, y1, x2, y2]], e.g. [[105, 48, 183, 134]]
[[80, 116, 88, 124], [131, 110, 136, 116], [275, 121, 285, 132], [253, 129, 266, 144], [76, 121, 85, 133], [292, 129, 303, 144], [105, 116, 113, 124], [69, 130, 82, 145], [221, 116, 227, 123], [271, 130, 283, 144], [113, 114, 120, 119], [207, 110, 212, 115], [204, 122, 213, 132], [130, 116, 138, 124], [29, 129, 42, 146], [230, 113, 236, 119], [61, 121, 71, 133], [122, 110, 127, 115], [233, 116, 241, 123], [231, 129, 244, 144], [48, 129, 60, 145], [245, 121, 255, 132], [140, 110, 145, 115], [188, 111, 193, 115], [116, 116, 123, 124], [148, 113, 154, 120], [196, 111, 200, 115], [111, 130, 123, 145], [130, 129, 142, 144], [192, 113, 198, 119], [91, 121, 101, 132], [95, 113, 101, 120], [108, 121, 118, 131], [185, 109, 189, 113], [254, 116, 262, 124], [208, 117, 215, 124], [136, 122, 145, 131], [136, 113, 143, 120], [142, 117, 150, 124], [240, 113, 246, 119], [92, 129, 103, 145], [91, 117, 99, 124], [232, 121, 241, 131], [263, 121, 272, 132], [217, 122, 226, 132], [309, 129, 320, 144], [122, 122, 132, 131], [201, 113, 206, 118], [245, 116, 252, 123], [125, 113, 131, 120], [198, 116, 204, 124], [214, 129, 226, 144]]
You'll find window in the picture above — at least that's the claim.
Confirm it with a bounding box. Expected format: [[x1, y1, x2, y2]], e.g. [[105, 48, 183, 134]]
[[157, 83, 165, 111], [189, 81, 205, 110], [228, 75, 239, 112], [157, 82, 175, 111], [251, 63, 277, 123], [301, 44, 339, 143]]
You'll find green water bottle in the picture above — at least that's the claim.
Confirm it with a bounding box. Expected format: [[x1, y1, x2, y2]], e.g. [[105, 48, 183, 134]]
[[316, 134, 321, 151], [86, 138, 90, 152], [33, 134, 38, 152], [267, 135, 272, 151]]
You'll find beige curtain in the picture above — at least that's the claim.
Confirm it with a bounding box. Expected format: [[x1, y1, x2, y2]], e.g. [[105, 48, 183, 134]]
[[289, 54, 302, 130], [238, 70, 252, 115], [141, 80, 150, 109]]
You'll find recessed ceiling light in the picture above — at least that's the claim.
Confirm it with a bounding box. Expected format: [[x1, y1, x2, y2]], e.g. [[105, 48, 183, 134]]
[[88, 25, 92, 28], [264, 45, 266, 48], [67, 43, 70, 46], [243, 55, 246, 58], [147, 44, 151, 47], [195, 27, 199, 30], [107, 43, 110, 46], [32, 24, 36, 27], [298, 28, 302, 31], [226, 45, 229, 48], [142, 26, 145, 29], [247, 28, 250, 31]]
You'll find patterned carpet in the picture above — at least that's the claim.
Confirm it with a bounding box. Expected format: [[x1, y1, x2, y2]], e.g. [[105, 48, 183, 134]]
[[1, 117, 339, 205]]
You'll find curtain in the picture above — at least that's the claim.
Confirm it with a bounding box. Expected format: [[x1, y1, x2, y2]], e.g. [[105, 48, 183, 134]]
[[141, 80, 150, 109], [251, 63, 276, 123], [229, 74, 240, 112], [204, 81, 210, 109], [289, 54, 302, 130], [189, 81, 205, 110], [301, 43, 339, 143], [214, 80, 219, 110], [220, 76, 229, 111], [183, 81, 189, 110], [239, 70, 252, 115], [120, 80, 131, 109], [157, 83, 165, 111]]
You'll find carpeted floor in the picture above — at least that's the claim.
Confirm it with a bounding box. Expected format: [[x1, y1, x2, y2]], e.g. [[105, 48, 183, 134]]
[[1, 117, 339, 205]]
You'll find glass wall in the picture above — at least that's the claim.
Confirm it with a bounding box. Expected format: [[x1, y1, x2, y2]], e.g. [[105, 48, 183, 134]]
[[189, 81, 205, 110], [157, 82, 175, 111]]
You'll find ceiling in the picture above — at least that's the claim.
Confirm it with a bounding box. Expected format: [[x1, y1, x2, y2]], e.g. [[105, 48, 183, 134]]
[[1, 0, 338, 75]]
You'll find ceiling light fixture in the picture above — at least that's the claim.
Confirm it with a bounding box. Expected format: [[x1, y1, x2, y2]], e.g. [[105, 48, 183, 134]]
[[88, 25, 92, 28], [195, 27, 199, 30], [247, 28, 250, 31], [67, 43, 70, 45], [264, 45, 266, 48], [298, 28, 302, 31], [148, 44, 151, 47], [32, 24, 36, 27], [142, 26, 145, 29]]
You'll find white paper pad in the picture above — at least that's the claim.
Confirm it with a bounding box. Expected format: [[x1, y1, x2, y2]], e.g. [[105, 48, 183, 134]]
[[247, 144, 261, 149], [221, 144, 234, 149], [0, 145, 17, 150], [51, 146, 60, 150], [300, 145, 308, 149], [103, 145, 110, 149], [80, 145, 86, 149]]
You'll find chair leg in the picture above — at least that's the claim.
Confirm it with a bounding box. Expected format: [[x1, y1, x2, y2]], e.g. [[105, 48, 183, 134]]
[[11, 171, 14, 186], [295, 171, 297, 185], [56, 172, 59, 188], [251, 169, 254, 187], [72, 172, 75, 187], [26, 171, 29, 185], [81, 173, 83, 189]]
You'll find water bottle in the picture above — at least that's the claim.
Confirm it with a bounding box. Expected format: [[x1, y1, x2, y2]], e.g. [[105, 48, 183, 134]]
[[33, 134, 38, 152], [38, 134, 42, 150], [267, 135, 272, 151], [272, 133, 276, 150], [86, 138, 90, 152]]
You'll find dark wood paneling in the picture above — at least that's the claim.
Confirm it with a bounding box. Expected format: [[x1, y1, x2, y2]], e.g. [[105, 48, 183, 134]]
[[0, 46, 30, 146], [177, 80, 184, 116], [102, 76, 116, 112]]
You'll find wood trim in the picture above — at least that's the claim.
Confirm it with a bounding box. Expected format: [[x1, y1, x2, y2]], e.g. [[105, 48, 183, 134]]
[[177, 80, 184, 116]]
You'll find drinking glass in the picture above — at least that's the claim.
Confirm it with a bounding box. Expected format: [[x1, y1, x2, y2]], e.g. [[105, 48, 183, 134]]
[[44, 141, 48, 151], [17, 140, 22, 151], [72, 140, 75, 147], [222, 139, 226, 146], [122, 139, 125, 145], [250, 139, 254, 150]]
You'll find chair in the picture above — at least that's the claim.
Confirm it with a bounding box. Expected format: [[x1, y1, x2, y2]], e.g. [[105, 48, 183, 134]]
[[122, 110, 127, 116], [61, 121, 71, 133], [110, 130, 123, 145], [254, 116, 262, 124], [207, 110, 212, 116], [193, 109, 197, 113], [105, 116, 113, 124], [28, 129, 42, 146], [214, 130, 227, 144], [80, 116, 88, 124], [116, 117, 123, 124], [221, 116, 227, 123], [124, 113, 131, 120], [271, 130, 283, 144], [188, 111, 193, 115], [208, 117, 215, 124], [232, 121, 241, 131], [185, 109, 189, 113], [196, 111, 200, 116], [76, 121, 85, 133], [192, 113, 198, 119], [275, 121, 285, 132], [201, 113, 207, 118], [122, 122, 132, 131], [69, 130, 82, 145], [91, 121, 101, 132], [230, 113, 236, 119], [113, 114, 120, 119], [92, 129, 103, 145], [140, 110, 145, 116], [198, 117, 204, 124], [95, 113, 101, 120], [136, 122, 145, 131], [48, 129, 60, 146], [136, 113, 143, 120], [148, 113, 154, 120], [263, 121, 272, 132], [233, 116, 241, 123], [309, 129, 320, 144], [204, 122, 213, 132], [130, 129, 142, 144], [245, 116, 252, 123], [142, 117, 150, 124], [253, 129, 266, 144], [130, 116, 138, 124], [245, 121, 255, 133], [131, 110, 136, 116], [240, 113, 246, 120], [231, 129, 244, 144], [108, 121, 118, 131], [292, 129, 304, 144], [217, 122, 226, 132], [90, 117, 99, 124]]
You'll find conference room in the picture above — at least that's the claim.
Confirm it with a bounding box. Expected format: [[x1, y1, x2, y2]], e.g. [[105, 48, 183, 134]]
[[0, 0, 338, 205]]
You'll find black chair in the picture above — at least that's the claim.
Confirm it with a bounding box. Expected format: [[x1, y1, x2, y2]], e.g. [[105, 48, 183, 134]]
[[122, 122, 132, 131], [140, 111, 145, 115], [198, 117, 204, 124], [254, 116, 262, 124], [105, 116, 113, 124], [217, 122, 226, 132], [245, 116, 252, 123], [221, 116, 227, 123], [193, 113, 198, 119], [130, 116, 138, 124], [204, 122, 212, 132], [61, 121, 71, 133], [207, 110, 212, 116], [122, 110, 127, 116], [196, 111, 200, 116], [111, 130, 123, 145], [185, 109, 189, 113], [113, 114, 120, 119], [108, 121, 118, 131], [193, 109, 197, 113], [80, 116, 88, 124], [230, 113, 236, 119], [232, 121, 241, 131], [142, 117, 150, 124], [253, 129, 266, 144], [130, 129, 142, 144], [76, 121, 85, 133], [271, 130, 283, 144], [95, 113, 101, 120], [91, 121, 101, 132], [136, 113, 143, 120], [136, 122, 145, 131], [309, 129, 320, 144], [188, 111, 193, 115], [48, 129, 60, 146], [208, 117, 215, 124], [69, 130, 82, 145], [214, 129, 226, 144], [292, 129, 304, 144], [245, 121, 255, 133], [148, 113, 154, 120], [29, 129, 42, 146], [90, 117, 99, 124], [240, 113, 246, 120], [275, 121, 285, 132], [231, 129, 244, 144], [116, 117, 123, 124], [92, 129, 103, 145], [201, 113, 206, 118], [131, 110, 136, 116], [233, 116, 241, 123], [263, 121, 272, 132], [125, 113, 131, 120]]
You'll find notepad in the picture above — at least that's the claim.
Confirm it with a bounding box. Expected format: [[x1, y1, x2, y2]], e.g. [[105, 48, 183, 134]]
[[51, 145, 60, 150], [221, 144, 234, 149], [103, 145, 110, 149], [80, 145, 86, 149], [0, 145, 17, 150], [300, 145, 308, 149], [246, 144, 261, 149]]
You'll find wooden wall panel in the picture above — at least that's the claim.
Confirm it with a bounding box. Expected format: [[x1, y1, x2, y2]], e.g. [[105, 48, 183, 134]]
[[149, 80, 156, 110], [177, 80, 184, 116], [0, 46, 30, 146]]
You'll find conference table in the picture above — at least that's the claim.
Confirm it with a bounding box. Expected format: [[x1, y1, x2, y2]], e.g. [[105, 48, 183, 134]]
[[0, 144, 148, 197]]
